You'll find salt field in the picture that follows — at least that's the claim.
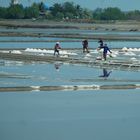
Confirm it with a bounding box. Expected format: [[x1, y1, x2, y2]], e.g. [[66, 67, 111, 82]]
[[0, 27, 140, 140]]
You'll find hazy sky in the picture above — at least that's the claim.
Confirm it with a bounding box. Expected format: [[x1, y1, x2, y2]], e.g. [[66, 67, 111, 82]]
[[0, 0, 140, 11]]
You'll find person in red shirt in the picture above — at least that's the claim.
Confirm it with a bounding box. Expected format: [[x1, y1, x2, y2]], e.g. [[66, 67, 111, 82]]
[[54, 42, 61, 56]]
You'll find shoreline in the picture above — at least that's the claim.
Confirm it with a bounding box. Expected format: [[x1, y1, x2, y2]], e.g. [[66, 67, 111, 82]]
[[0, 84, 140, 92]]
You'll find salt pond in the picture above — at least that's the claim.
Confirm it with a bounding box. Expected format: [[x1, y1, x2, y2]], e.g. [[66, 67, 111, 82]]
[[0, 36, 140, 49], [0, 89, 140, 140], [0, 29, 140, 140], [1, 27, 140, 36], [0, 61, 140, 87]]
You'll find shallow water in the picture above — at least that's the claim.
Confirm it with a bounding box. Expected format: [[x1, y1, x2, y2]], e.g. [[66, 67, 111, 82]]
[[0, 39, 140, 49], [0, 27, 140, 49], [0, 61, 140, 87], [0, 90, 140, 140]]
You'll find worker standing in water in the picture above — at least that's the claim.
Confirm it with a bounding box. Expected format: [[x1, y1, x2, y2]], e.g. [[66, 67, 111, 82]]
[[82, 39, 89, 53], [98, 38, 104, 47], [54, 42, 61, 56], [98, 43, 112, 61]]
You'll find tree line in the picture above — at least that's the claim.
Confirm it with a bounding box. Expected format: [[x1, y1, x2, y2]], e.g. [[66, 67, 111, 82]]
[[0, 1, 140, 21]]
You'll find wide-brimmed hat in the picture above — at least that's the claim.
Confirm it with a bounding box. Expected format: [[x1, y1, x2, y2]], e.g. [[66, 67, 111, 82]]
[[56, 42, 60, 44]]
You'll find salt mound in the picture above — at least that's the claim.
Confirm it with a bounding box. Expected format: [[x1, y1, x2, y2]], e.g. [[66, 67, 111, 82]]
[[122, 47, 128, 51], [11, 50, 22, 54]]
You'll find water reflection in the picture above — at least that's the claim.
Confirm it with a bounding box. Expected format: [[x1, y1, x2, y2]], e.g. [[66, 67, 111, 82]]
[[54, 62, 62, 71], [99, 68, 112, 79]]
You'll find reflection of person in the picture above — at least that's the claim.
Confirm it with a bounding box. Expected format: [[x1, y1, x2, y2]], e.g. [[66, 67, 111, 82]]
[[99, 68, 112, 78], [54, 42, 61, 56], [54, 63, 61, 71], [98, 44, 112, 61], [82, 39, 89, 53]]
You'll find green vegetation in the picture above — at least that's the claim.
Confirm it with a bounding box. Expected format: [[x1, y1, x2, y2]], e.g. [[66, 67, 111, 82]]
[[0, 1, 140, 21]]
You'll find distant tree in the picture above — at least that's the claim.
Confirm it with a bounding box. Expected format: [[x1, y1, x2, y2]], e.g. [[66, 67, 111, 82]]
[[93, 7, 125, 20], [101, 7, 124, 20], [0, 7, 7, 18], [45, 11, 54, 19], [24, 2, 39, 18], [55, 12, 64, 19], [6, 4, 24, 19], [24, 6, 39, 18], [39, 2, 46, 13], [0, 1, 140, 21], [93, 8, 103, 20], [82, 8, 93, 19], [126, 10, 140, 20], [49, 3, 63, 17], [65, 12, 74, 19], [62, 2, 76, 15], [49, 2, 93, 20], [75, 4, 83, 18]]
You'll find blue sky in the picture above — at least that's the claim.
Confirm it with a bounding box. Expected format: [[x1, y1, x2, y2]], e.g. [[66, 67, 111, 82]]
[[0, 0, 140, 11]]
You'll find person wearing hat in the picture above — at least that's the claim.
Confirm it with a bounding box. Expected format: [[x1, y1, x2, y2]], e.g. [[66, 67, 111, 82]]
[[54, 42, 61, 56], [98, 38, 104, 47]]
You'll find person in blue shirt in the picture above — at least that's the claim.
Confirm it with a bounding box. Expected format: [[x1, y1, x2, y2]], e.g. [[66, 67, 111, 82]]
[[98, 43, 112, 60]]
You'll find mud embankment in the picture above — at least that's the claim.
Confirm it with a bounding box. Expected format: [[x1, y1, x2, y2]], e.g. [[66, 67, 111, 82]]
[[0, 19, 140, 41]]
